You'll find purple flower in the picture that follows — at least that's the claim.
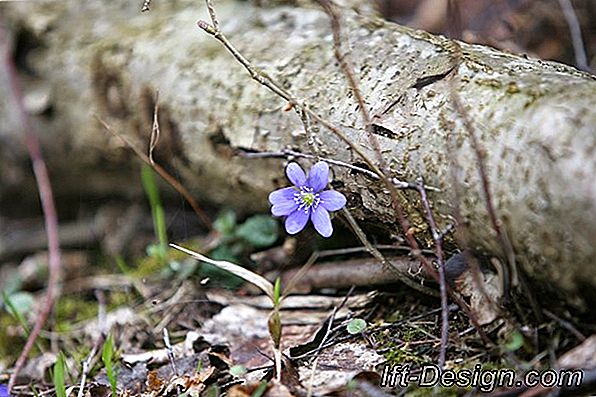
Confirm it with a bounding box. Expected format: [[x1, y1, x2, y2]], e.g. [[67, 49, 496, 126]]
[[269, 161, 346, 238], [0, 384, 11, 397]]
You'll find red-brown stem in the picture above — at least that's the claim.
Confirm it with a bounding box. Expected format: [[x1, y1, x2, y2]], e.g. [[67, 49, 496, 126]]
[[1, 22, 62, 393]]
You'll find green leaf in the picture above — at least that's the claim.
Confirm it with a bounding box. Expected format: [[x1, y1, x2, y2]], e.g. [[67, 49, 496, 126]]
[[102, 334, 118, 396], [273, 278, 282, 307], [251, 381, 268, 397], [214, 210, 237, 236], [229, 365, 247, 377], [195, 246, 243, 289], [2, 271, 23, 296], [235, 215, 278, 248], [346, 318, 367, 334], [505, 330, 525, 351], [141, 165, 168, 261], [2, 291, 33, 328], [172, 259, 199, 281], [268, 310, 281, 348], [53, 352, 67, 397]]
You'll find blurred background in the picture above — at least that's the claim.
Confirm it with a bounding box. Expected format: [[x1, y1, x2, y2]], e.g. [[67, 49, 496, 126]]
[[377, 0, 595, 71]]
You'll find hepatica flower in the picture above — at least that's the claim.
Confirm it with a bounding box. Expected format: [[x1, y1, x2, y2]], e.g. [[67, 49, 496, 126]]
[[269, 161, 346, 238], [0, 384, 10, 397]]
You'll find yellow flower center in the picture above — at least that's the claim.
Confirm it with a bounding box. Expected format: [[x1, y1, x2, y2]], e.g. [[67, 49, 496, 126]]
[[294, 187, 321, 213], [302, 192, 315, 206]]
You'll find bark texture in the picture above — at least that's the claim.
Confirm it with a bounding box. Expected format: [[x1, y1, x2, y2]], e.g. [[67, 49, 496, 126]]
[[1, 1, 595, 310]]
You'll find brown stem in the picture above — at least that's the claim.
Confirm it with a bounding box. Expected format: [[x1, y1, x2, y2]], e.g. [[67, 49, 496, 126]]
[[1, 20, 62, 393], [416, 178, 449, 369], [96, 116, 213, 230]]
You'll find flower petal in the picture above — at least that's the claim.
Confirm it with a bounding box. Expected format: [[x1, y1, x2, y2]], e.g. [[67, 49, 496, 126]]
[[307, 161, 329, 192], [286, 163, 307, 187], [311, 206, 332, 237], [271, 200, 298, 216], [319, 190, 347, 211], [285, 209, 309, 234], [268, 187, 297, 206]]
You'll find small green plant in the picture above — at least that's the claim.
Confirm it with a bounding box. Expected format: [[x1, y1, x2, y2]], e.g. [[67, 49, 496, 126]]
[[53, 352, 67, 397], [141, 164, 168, 263], [114, 255, 131, 275], [213, 210, 279, 255], [504, 329, 525, 352], [346, 318, 367, 334], [171, 244, 312, 382], [1, 290, 30, 335], [1, 290, 46, 354], [102, 334, 118, 396], [199, 210, 279, 288], [229, 365, 247, 377]]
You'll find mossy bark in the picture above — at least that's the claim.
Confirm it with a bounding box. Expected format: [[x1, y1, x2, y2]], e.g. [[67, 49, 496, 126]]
[[1, 1, 595, 311]]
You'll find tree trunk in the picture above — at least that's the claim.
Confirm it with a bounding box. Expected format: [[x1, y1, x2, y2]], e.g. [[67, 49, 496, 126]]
[[1, 0, 595, 311]]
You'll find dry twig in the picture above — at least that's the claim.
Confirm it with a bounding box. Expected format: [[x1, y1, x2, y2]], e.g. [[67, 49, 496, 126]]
[[96, 116, 213, 230], [76, 291, 107, 397], [415, 178, 449, 368], [445, 41, 543, 323]]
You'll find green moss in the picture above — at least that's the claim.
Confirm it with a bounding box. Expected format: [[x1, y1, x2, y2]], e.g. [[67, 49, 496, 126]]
[[0, 313, 26, 359], [55, 296, 98, 332], [132, 244, 197, 278], [374, 324, 432, 366], [132, 253, 167, 278], [108, 291, 131, 309]]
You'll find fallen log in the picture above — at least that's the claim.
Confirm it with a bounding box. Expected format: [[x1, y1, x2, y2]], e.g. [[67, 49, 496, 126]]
[[1, 0, 595, 311]]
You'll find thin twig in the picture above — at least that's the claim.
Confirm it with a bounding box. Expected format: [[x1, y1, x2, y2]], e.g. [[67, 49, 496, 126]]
[[340, 208, 438, 296], [445, 113, 502, 319], [148, 90, 160, 165], [317, 0, 441, 287], [321, 1, 452, 363], [239, 148, 379, 180], [77, 291, 107, 397], [196, 16, 383, 180], [446, 42, 543, 322], [416, 178, 449, 369], [1, 20, 62, 394], [239, 148, 441, 191], [557, 0, 590, 72], [305, 289, 348, 397], [162, 327, 179, 376], [96, 116, 213, 230], [341, 8, 489, 344], [542, 309, 586, 342], [317, 244, 435, 258], [205, 0, 220, 31], [448, 59, 515, 300]]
